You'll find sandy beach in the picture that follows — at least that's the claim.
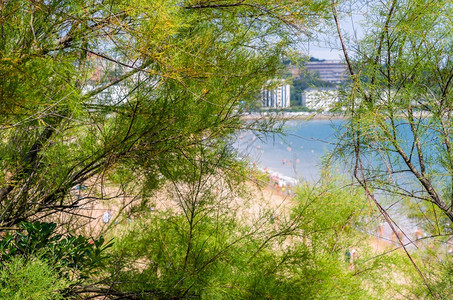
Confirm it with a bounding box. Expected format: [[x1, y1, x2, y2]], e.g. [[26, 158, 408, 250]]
[[63, 168, 407, 263]]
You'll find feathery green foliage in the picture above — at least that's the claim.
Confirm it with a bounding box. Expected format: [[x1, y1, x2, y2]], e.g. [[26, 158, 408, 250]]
[[97, 172, 416, 299], [0, 257, 69, 300], [0, 0, 329, 226]]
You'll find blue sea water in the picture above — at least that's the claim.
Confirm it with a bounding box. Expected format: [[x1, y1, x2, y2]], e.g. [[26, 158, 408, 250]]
[[234, 119, 343, 182], [234, 118, 422, 243]]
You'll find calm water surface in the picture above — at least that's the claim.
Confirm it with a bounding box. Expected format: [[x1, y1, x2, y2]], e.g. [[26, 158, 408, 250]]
[[235, 119, 343, 182], [234, 119, 421, 244]]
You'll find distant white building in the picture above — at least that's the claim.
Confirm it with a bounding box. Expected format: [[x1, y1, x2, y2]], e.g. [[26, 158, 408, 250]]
[[301, 88, 340, 111], [261, 80, 290, 108]]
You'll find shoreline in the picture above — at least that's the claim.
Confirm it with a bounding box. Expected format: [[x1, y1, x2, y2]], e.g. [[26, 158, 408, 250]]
[[240, 110, 433, 121], [240, 112, 345, 121], [248, 171, 401, 254]]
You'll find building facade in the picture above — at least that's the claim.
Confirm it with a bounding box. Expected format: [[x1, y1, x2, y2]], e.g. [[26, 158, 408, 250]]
[[261, 81, 290, 108], [305, 60, 347, 83], [301, 88, 340, 111]]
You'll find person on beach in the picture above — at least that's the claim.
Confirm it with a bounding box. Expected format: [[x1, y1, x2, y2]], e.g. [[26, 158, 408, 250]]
[[103, 211, 112, 223], [269, 214, 280, 228], [391, 231, 396, 243], [415, 228, 423, 246], [349, 249, 357, 270], [390, 230, 403, 244], [447, 240, 453, 255], [378, 223, 384, 238], [345, 250, 351, 263]]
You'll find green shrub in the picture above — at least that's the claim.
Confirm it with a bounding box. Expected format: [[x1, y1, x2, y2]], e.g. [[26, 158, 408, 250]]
[[0, 221, 112, 279], [102, 180, 377, 299], [0, 221, 113, 298], [0, 256, 68, 300]]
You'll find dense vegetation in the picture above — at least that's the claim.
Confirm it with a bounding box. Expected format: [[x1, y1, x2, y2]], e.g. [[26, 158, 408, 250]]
[[0, 0, 452, 298], [331, 0, 453, 297]]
